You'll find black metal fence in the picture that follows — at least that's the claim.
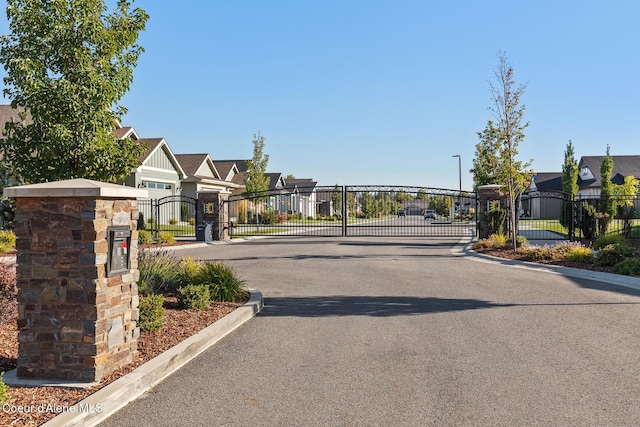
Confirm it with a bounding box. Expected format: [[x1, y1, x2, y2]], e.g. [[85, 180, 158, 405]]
[[511, 191, 640, 242], [225, 186, 478, 238], [138, 196, 197, 239]]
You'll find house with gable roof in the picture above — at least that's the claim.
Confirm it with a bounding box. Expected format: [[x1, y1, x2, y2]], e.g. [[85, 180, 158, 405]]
[[284, 178, 318, 218], [175, 153, 242, 199]]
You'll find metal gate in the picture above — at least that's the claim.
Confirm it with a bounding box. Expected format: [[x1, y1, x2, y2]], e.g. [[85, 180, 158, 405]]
[[138, 196, 197, 238], [225, 185, 478, 238]]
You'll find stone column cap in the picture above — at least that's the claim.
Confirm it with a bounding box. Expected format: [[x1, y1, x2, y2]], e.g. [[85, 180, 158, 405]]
[[4, 178, 148, 199]]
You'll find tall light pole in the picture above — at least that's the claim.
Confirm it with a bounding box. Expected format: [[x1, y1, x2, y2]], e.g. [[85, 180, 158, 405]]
[[452, 154, 461, 219]]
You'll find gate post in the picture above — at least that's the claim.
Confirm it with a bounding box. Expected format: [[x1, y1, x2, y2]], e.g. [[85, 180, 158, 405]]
[[341, 186, 347, 237], [4, 179, 146, 383], [477, 184, 504, 239], [197, 191, 229, 240]]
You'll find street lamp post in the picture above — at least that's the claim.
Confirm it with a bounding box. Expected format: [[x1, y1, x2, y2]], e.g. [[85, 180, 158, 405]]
[[452, 155, 461, 219]]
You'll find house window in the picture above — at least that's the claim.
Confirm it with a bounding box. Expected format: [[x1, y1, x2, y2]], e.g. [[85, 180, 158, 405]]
[[142, 181, 173, 190]]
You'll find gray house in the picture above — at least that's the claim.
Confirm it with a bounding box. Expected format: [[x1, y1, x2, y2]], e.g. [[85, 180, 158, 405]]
[[175, 153, 242, 198]]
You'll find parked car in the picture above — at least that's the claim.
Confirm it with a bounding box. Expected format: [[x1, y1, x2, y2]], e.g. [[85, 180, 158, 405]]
[[423, 210, 436, 219], [397, 209, 406, 217]]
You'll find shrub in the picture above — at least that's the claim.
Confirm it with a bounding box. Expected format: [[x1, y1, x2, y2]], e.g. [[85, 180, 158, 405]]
[[593, 234, 625, 250], [0, 197, 16, 230], [188, 218, 196, 226], [137, 212, 145, 230], [0, 230, 15, 252], [138, 294, 165, 332], [578, 202, 597, 241], [565, 245, 594, 263], [138, 230, 153, 245], [489, 233, 508, 248], [522, 245, 555, 261], [176, 284, 211, 310], [613, 257, 640, 276], [0, 372, 10, 405], [0, 263, 17, 324], [168, 218, 178, 225], [594, 243, 637, 267], [485, 208, 506, 235], [180, 203, 189, 222], [198, 261, 247, 302], [508, 235, 528, 248], [176, 257, 201, 288], [157, 231, 176, 244], [137, 249, 180, 295], [147, 217, 155, 226]]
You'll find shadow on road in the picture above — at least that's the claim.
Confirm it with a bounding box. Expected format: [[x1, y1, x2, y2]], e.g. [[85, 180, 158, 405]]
[[258, 295, 640, 318], [259, 295, 513, 317]]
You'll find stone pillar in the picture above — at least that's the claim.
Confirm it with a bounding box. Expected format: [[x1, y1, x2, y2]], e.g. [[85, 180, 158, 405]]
[[477, 184, 505, 239], [196, 191, 229, 241], [4, 179, 147, 382]]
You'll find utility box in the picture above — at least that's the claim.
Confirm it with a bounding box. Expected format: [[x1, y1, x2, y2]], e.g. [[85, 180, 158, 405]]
[[196, 221, 213, 242], [107, 225, 131, 277]]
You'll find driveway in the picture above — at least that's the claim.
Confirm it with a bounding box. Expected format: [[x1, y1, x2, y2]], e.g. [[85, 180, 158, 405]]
[[100, 237, 640, 426]]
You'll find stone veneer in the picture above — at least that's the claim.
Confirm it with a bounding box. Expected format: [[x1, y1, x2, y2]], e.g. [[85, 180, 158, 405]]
[[4, 179, 147, 382]]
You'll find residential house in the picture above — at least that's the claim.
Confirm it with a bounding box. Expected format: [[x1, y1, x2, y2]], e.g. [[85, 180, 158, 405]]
[[212, 159, 249, 197], [284, 178, 318, 218], [175, 153, 242, 198]]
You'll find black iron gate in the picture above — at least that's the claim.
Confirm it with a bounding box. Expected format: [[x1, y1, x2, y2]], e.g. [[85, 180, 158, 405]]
[[225, 185, 478, 238], [138, 196, 197, 238]]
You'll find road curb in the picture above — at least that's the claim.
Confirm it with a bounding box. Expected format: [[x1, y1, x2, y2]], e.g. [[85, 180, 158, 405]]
[[39, 289, 264, 427], [463, 243, 640, 291]]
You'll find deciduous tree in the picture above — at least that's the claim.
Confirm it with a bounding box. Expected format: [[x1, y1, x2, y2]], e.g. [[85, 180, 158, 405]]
[[244, 133, 270, 199], [0, 0, 149, 183], [487, 51, 533, 251]]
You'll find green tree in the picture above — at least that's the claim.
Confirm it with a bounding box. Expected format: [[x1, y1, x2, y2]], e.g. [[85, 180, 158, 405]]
[[244, 133, 270, 199], [488, 51, 533, 251], [470, 120, 501, 191], [560, 140, 579, 229], [0, 0, 149, 184], [599, 145, 614, 214]]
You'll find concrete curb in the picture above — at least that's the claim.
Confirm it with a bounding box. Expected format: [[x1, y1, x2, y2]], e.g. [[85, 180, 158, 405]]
[[39, 289, 264, 427], [461, 241, 640, 291]]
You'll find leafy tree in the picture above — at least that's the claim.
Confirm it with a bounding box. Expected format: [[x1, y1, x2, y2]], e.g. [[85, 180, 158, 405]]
[[487, 51, 532, 251], [560, 140, 579, 229], [429, 195, 452, 216], [0, 0, 149, 184], [470, 120, 501, 191], [416, 189, 428, 200], [244, 133, 270, 199]]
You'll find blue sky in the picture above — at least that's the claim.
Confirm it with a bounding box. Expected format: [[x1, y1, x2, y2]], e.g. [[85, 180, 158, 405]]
[[1, 1, 639, 190]]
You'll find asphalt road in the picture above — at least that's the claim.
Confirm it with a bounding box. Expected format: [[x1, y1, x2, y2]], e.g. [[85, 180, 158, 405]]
[[100, 237, 640, 426]]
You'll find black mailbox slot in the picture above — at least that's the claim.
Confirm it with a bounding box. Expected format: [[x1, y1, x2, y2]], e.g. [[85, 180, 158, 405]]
[[107, 226, 131, 277]]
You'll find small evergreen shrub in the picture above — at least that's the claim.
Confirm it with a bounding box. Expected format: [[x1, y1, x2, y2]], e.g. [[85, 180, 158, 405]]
[[138, 294, 165, 332], [137, 212, 146, 230], [0, 372, 10, 405], [137, 249, 180, 295], [485, 208, 506, 235], [168, 218, 178, 225], [508, 235, 528, 248], [176, 284, 211, 310], [593, 234, 625, 250], [157, 231, 176, 244], [578, 202, 597, 241], [0, 230, 16, 253], [594, 243, 638, 267], [188, 218, 196, 226], [138, 230, 153, 245], [613, 257, 640, 276]]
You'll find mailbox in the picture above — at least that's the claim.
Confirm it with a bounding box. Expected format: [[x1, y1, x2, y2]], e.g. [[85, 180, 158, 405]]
[[107, 226, 131, 277]]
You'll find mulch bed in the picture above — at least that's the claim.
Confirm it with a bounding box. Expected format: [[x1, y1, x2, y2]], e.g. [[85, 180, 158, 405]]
[[0, 295, 245, 427]]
